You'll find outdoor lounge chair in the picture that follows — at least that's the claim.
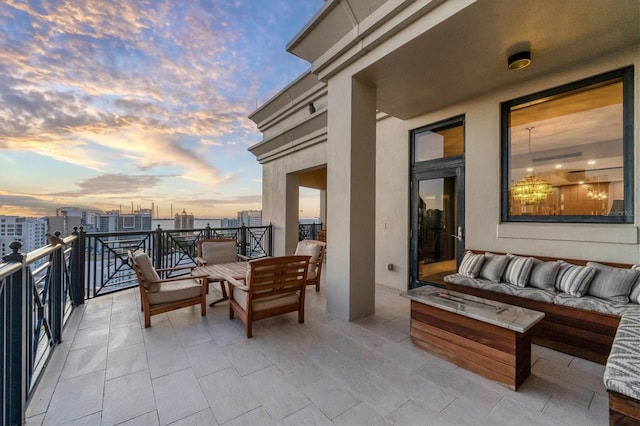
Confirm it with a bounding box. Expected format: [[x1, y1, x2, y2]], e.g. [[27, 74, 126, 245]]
[[196, 238, 250, 305], [294, 239, 326, 292], [129, 250, 208, 327], [226, 255, 310, 338]]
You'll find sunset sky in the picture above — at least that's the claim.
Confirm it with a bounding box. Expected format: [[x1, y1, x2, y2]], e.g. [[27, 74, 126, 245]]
[[0, 0, 324, 219]]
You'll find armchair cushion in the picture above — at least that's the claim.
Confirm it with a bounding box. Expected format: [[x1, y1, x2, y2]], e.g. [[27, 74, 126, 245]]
[[295, 240, 321, 279], [132, 250, 161, 292], [201, 240, 237, 264], [231, 286, 300, 312], [147, 278, 203, 305]]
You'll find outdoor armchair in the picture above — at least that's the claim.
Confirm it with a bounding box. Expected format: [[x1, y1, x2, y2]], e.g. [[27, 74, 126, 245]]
[[196, 238, 250, 305], [227, 255, 310, 338], [129, 250, 208, 327], [294, 239, 326, 292]]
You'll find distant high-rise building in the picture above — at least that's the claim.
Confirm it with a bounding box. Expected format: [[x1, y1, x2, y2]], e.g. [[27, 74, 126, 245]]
[[237, 210, 262, 227], [174, 209, 195, 230], [0, 216, 47, 256], [96, 209, 152, 232], [56, 207, 100, 232], [221, 218, 238, 228]]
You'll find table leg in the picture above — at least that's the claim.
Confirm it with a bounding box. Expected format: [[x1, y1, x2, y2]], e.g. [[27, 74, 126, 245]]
[[208, 280, 229, 307]]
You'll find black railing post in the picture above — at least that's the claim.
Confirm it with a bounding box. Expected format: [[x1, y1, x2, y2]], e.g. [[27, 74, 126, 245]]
[[240, 225, 247, 257], [3, 241, 27, 426], [268, 224, 273, 256], [50, 232, 63, 344], [70, 227, 85, 305], [154, 225, 163, 270], [205, 224, 212, 239]]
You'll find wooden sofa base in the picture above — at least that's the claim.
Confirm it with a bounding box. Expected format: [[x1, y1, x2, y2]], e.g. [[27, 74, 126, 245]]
[[438, 281, 621, 364], [609, 391, 640, 425]]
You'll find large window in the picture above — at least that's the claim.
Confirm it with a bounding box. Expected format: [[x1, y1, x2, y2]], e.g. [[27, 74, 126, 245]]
[[501, 67, 634, 223]]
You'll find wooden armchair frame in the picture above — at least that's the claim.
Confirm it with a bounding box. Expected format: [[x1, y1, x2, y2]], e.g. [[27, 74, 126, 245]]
[[129, 251, 208, 327], [226, 255, 310, 338]]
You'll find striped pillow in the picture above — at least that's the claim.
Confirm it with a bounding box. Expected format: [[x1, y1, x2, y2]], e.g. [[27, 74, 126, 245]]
[[628, 265, 640, 304], [529, 259, 560, 291], [479, 252, 509, 282], [555, 261, 596, 297], [586, 262, 639, 303], [459, 251, 485, 278], [504, 255, 534, 287]]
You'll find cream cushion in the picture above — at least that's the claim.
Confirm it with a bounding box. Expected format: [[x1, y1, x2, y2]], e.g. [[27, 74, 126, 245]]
[[231, 286, 299, 312], [133, 251, 161, 292], [294, 241, 320, 279], [147, 278, 202, 305], [201, 240, 237, 264]]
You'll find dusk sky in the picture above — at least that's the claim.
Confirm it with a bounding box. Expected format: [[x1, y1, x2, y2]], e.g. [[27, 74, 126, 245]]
[[0, 0, 325, 219]]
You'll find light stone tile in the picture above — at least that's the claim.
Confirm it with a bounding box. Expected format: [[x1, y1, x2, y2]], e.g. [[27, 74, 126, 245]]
[[531, 344, 574, 366], [110, 309, 141, 329], [327, 336, 389, 371], [332, 402, 391, 426], [589, 391, 609, 425], [243, 366, 311, 421], [79, 309, 112, 331], [377, 361, 456, 414], [222, 340, 272, 377], [276, 405, 332, 426], [223, 407, 274, 426], [147, 344, 190, 379], [102, 370, 156, 425], [170, 408, 218, 425], [184, 341, 231, 378], [59, 345, 108, 382], [303, 340, 351, 373], [109, 323, 144, 351], [330, 363, 409, 417], [386, 400, 440, 426], [106, 341, 148, 380], [434, 398, 482, 425], [286, 364, 360, 420], [569, 356, 606, 378], [542, 395, 604, 426], [43, 370, 104, 425], [352, 316, 409, 343], [198, 367, 260, 424], [25, 363, 63, 417], [152, 369, 209, 425], [532, 357, 606, 397], [485, 396, 557, 425], [64, 411, 103, 425], [25, 414, 45, 426], [207, 318, 247, 347], [71, 327, 110, 351], [117, 410, 159, 425], [169, 312, 215, 348]]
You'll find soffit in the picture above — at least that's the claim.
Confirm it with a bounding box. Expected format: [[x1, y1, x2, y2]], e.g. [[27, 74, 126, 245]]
[[353, 0, 640, 119]]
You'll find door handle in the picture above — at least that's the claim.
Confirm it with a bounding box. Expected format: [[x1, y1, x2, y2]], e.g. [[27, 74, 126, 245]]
[[450, 226, 463, 241]]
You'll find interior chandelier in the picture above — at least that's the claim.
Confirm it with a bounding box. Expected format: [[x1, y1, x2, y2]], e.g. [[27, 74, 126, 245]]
[[587, 187, 607, 200], [511, 127, 553, 205], [511, 174, 553, 204]]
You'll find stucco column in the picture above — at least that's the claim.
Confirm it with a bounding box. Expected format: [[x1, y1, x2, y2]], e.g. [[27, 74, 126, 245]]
[[285, 173, 300, 255], [326, 75, 376, 320]]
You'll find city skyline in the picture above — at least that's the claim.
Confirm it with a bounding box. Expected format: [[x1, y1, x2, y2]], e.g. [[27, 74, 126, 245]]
[[0, 0, 323, 219]]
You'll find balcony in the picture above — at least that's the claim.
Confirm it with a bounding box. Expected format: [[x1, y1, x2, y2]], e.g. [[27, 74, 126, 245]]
[[3, 227, 608, 425]]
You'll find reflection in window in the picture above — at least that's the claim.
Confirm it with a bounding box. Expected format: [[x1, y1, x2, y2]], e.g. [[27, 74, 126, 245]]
[[502, 67, 633, 223], [413, 122, 463, 162]]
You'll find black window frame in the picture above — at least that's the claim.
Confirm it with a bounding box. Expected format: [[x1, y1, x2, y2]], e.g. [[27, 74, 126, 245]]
[[501, 66, 634, 224]]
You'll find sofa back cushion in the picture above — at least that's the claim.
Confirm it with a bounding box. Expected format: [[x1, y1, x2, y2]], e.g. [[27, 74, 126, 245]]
[[478, 253, 509, 282], [503, 255, 534, 287], [631, 265, 640, 304], [528, 259, 560, 291], [555, 261, 595, 297], [585, 262, 639, 304], [459, 251, 485, 278]]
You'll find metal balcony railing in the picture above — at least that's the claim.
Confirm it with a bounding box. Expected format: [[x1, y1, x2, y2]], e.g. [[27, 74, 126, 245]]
[[298, 223, 323, 241]]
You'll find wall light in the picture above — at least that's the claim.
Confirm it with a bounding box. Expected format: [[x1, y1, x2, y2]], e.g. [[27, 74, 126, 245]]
[[508, 51, 531, 70]]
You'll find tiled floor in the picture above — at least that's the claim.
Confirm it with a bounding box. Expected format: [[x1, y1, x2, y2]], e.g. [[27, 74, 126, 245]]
[[25, 283, 609, 425]]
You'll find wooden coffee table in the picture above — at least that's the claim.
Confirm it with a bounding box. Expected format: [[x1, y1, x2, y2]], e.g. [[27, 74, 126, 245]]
[[401, 285, 544, 390]]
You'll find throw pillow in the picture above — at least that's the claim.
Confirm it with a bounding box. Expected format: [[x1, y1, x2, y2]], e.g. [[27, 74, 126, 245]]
[[629, 265, 640, 304], [528, 259, 560, 291], [459, 251, 485, 278], [585, 262, 639, 304], [503, 254, 534, 287], [479, 252, 510, 282], [555, 261, 595, 297]]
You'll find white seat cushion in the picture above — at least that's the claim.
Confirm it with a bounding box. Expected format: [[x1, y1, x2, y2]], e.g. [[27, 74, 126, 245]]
[[147, 278, 202, 305], [294, 241, 321, 280], [201, 241, 237, 264], [232, 287, 300, 312]]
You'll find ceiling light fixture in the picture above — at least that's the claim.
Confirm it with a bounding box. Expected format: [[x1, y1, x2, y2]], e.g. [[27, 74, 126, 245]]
[[508, 51, 531, 70], [511, 127, 553, 205]]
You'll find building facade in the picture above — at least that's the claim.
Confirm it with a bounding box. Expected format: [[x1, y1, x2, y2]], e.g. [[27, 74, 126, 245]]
[[249, 0, 640, 320], [0, 216, 47, 257], [237, 210, 262, 227], [174, 209, 195, 230]]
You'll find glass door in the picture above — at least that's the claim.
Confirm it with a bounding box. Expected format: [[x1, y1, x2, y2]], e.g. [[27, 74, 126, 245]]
[[410, 117, 465, 288]]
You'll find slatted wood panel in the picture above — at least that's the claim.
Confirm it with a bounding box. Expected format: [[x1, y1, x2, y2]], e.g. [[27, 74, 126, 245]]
[[609, 391, 640, 425], [410, 300, 532, 390]]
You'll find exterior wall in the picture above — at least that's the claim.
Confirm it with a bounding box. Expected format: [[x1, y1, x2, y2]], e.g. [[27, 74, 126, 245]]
[[262, 142, 327, 256], [373, 46, 640, 293]]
